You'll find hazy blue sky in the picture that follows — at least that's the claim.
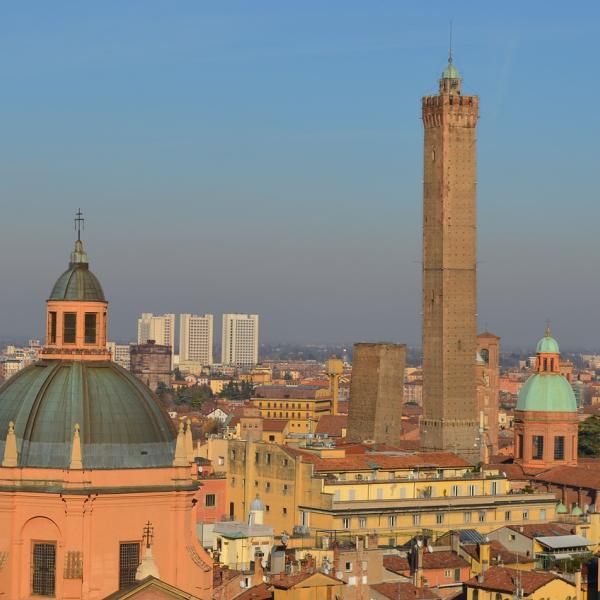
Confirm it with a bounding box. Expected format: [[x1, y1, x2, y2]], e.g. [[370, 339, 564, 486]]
[[1, 1, 599, 349]]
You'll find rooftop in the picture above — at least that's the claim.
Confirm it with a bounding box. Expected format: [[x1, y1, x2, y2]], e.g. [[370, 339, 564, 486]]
[[466, 566, 570, 595]]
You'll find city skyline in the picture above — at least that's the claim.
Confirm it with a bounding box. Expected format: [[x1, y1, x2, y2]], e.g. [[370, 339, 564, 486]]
[[1, 2, 600, 348]]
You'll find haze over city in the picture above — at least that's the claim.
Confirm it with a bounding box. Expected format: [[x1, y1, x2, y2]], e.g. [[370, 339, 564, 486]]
[[1, 1, 599, 348]]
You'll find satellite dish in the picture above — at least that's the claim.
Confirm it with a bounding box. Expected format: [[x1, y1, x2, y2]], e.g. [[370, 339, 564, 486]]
[[427, 544, 434, 553], [416, 539, 423, 548]]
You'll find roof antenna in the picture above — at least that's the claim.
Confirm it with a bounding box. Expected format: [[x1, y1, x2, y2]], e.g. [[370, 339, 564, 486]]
[[74, 209, 85, 242]]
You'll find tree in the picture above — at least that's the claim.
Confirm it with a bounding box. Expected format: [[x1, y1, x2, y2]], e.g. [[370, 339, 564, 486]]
[[579, 416, 600, 457]]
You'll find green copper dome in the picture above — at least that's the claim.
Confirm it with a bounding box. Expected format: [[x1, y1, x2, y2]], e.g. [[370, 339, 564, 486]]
[[442, 61, 461, 79], [0, 361, 176, 469], [536, 335, 560, 354], [516, 373, 576, 413], [48, 239, 106, 302], [556, 502, 568, 514]]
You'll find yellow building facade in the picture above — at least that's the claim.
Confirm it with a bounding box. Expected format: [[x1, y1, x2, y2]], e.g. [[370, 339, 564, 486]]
[[224, 440, 559, 546], [252, 385, 332, 435]]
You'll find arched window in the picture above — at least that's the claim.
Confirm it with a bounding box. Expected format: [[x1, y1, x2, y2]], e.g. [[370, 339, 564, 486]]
[[480, 348, 489, 364]]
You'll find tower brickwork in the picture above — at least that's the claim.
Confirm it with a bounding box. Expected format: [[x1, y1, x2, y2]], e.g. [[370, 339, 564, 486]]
[[347, 343, 405, 444], [420, 58, 480, 462]]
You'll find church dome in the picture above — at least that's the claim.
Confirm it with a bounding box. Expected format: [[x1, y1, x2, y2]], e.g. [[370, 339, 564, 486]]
[[0, 360, 176, 469], [442, 62, 460, 79], [48, 239, 105, 302], [250, 496, 265, 511], [536, 334, 560, 354], [516, 373, 576, 413]]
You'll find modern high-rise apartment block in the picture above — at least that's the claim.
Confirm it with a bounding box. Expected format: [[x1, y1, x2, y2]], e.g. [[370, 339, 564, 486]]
[[137, 313, 175, 348], [221, 314, 259, 367], [106, 341, 131, 370], [180, 313, 213, 368], [420, 55, 480, 462]]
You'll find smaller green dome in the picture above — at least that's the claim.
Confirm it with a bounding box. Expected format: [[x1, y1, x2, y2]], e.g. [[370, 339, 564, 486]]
[[572, 505, 583, 516], [442, 62, 460, 79], [48, 239, 106, 302], [517, 373, 577, 413], [556, 502, 568, 514], [536, 335, 560, 354]]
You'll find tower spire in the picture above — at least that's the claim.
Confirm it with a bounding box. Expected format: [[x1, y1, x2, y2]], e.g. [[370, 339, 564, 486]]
[[74, 209, 85, 242], [448, 21, 453, 65]]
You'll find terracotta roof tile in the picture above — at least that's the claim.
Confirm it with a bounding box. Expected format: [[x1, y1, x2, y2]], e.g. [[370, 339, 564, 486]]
[[315, 415, 347, 437], [233, 583, 272, 600], [534, 464, 600, 490], [261, 419, 288, 432], [466, 566, 569, 595], [269, 572, 341, 589], [506, 523, 572, 539], [370, 581, 440, 599]]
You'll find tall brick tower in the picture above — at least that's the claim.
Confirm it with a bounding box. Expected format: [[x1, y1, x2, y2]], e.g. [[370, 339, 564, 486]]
[[420, 55, 480, 462]]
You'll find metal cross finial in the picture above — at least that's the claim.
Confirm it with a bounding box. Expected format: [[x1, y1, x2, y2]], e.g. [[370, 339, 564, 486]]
[[143, 521, 154, 548], [545, 319, 552, 338], [74, 209, 84, 242]]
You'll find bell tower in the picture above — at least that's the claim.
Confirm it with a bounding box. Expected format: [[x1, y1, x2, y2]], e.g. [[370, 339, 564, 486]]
[[420, 55, 480, 462]]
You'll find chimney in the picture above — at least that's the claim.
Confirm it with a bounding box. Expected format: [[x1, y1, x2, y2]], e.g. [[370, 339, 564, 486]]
[[413, 539, 424, 588], [450, 530, 460, 555], [479, 537, 490, 574], [252, 550, 265, 586]]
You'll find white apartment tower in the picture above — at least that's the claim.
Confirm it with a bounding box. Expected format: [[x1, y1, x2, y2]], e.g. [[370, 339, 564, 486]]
[[137, 313, 175, 349], [180, 314, 213, 367], [221, 314, 259, 367]]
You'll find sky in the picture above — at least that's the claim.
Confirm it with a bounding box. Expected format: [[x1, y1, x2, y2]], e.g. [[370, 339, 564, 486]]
[[1, 1, 600, 350]]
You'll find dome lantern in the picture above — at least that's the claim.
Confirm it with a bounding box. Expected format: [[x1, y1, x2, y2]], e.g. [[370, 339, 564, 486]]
[[40, 212, 110, 362]]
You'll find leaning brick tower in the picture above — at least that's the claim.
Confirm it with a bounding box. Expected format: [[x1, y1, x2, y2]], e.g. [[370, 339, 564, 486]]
[[420, 55, 480, 462]]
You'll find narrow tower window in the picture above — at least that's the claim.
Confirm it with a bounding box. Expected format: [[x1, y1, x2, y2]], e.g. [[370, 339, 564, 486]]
[[49, 312, 57, 344], [84, 313, 97, 344], [63, 313, 77, 344], [532, 435, 544, 460], [32, 542, 56, 596], [554, 436, 565, 460]]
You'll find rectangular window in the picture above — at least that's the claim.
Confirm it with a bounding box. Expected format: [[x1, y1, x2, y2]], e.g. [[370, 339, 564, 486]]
[[359, 517, 367, 528], [389, 515, 397, 527], [464, 512, 472, 523], [505, 511, 511, 521], [532, 435, 544, 460], [491, 481, 498, 495], [205, 494, 216, 507], [49, 312, 57, 344], [554, 436, 565, 460], [32, 542, 56, 596], [522, 510, 529, 521], [540, 509, 546, 521], [451, 485, 459, 497], [63, 312, 77, 344], [84, 312, 97, 344], [343, 517, 351, 529], [119, 542, 140, 589], [478, 511, 486, 523], [282, 484, 288, 495], [468, 484, 476, 496], [436, 513, 444, 524], [517, 434, 524, 459], [282, 507, 287, 515], [412, 514, 420, 526]]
